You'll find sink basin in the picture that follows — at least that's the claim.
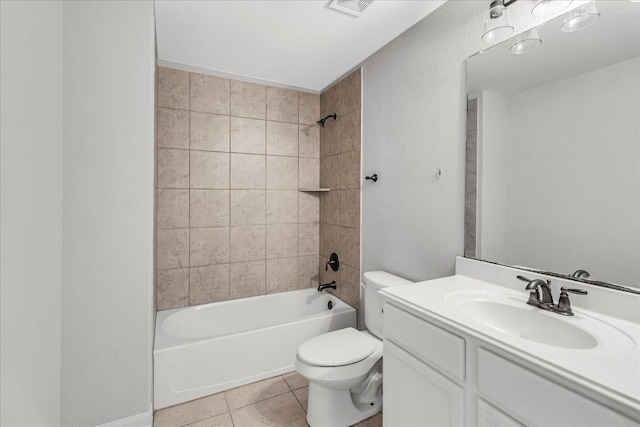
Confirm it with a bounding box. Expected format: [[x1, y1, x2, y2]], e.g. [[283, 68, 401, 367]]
[[447, 292, 598, 349]]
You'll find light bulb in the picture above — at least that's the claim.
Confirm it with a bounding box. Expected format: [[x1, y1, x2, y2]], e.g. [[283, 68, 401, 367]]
[[532, 0, 573, 17]]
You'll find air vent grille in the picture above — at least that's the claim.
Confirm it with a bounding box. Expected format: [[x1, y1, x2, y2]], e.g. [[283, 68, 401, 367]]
[[329, 0, 374, 17]]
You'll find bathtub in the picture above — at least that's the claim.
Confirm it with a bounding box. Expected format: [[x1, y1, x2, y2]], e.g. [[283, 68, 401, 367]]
[[154, 288, 356, 409]]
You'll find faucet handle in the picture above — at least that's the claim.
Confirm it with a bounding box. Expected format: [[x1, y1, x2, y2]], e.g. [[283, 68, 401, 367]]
[[552, 287, 587, 316], [562, 287, 588, 295]]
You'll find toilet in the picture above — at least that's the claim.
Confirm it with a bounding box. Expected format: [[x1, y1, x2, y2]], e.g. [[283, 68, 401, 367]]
[[295, 271, 412, 427]]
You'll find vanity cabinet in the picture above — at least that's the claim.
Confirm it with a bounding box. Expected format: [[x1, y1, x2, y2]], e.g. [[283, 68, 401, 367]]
[[383, 303, 639, 427]]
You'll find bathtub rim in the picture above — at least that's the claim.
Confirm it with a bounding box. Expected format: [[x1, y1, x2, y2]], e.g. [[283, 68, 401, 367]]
[[154, 288, 355, 351]]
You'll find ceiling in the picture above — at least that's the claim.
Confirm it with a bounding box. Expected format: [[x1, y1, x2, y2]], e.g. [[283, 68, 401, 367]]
[[468, 1, 640, 96], [154, 0, 447, 93]]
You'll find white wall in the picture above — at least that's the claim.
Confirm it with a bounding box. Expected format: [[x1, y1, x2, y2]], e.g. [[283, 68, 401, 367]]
[[504, 57, 639, 286], [477, 91, 509, 261], [61, 1, 156, 425], [0, 2, 63, 425], [360, 0, 571, 281]]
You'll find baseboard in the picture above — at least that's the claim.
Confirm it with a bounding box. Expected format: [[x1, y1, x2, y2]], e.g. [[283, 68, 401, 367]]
[[97, 410, 153, 427]]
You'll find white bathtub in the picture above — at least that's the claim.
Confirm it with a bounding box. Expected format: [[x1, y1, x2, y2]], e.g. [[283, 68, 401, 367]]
[[154, 288, 356, 409]]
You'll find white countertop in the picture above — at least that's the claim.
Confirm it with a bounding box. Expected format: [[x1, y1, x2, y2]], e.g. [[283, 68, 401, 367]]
[[381, 273, 640, 416]]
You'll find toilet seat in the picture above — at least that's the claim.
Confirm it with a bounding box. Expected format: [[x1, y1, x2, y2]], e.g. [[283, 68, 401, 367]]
[[297, 327, 377, 367]]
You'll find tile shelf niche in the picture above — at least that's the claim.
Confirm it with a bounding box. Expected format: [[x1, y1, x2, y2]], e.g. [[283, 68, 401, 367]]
[[299, 188, 330, 192]]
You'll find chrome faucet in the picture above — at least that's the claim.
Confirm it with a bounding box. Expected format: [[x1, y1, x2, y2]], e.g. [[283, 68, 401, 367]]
[[571, 269, 590, 279], [552, 287, 588, 316], [317, 281, 337, 292], [517, 275, 553, 309]]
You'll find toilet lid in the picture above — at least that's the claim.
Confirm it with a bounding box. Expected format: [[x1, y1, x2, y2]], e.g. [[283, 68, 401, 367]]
[[297, 327, 377, 367]]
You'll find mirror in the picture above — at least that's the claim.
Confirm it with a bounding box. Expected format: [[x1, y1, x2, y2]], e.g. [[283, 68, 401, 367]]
[[465, 1, 640, 292]]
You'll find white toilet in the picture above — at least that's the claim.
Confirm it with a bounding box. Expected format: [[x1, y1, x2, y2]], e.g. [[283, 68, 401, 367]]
[[295, 271, 412, 427]]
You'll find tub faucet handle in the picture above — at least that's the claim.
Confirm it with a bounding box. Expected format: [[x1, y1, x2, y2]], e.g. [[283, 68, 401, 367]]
[[325, 252, 340, 272]]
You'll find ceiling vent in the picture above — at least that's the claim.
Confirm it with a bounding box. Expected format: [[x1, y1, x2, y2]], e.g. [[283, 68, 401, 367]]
[[328, 0, 374, 17]]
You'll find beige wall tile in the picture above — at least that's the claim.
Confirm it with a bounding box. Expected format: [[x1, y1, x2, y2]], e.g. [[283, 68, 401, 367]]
[[299, 158, 319, 189], [339, 264, 361, 309], [341, 227, 360, 269], [231, 80, 266, 119], [298, 192, 319, 224], [341, 110, 360, 153], [157, 229, 189, 270], [266, 191, 298, 224], [266, 224, 298, 259], [321, 223, 341, 259], [158, 149, 189, 189], [190, 112, 229, 152], [340, 148, 361, 189], [229, 260, 265, 299], [320, 154, 340, 189], [299, 92, 320, 126], [224, 376, 290, 411], [156, 268, 189, 310], [190, 264, 230, 305], [297, 255, 319, 288], [266, 121, 298, 157], [322, 118, 341, 157], [157, 67, 189, 110], [321, 84, 338, 118], [283, 372, 309, 391], [230, 392, 307, 427], [339, 68, 361, 116], [230, 190, 266, 225], [231, 117, 265, 154], [190, 190, 230, 228], [190, 73, 230, 114], [190, 227, 230, 266], [190, 151, 230, 189], [188, 413, 233, 427], [230, 225, 266, 262], [157, 108, 189, 149], [266, 258, 298, 294], [266, 87, 298, 123], [230, 153, 266, 189], [299, 125, 319, 158], [266, 156, 298, 190], [298, 223, 319, 256], [153, 392, 228, 427], [158, 189, 189, 229], [340, 189, 360, 229], [323, 190, 340, 225]]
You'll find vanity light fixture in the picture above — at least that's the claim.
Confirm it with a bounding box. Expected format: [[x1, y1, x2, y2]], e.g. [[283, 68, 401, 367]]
[[510, 28, 542, 54], [561, 2, 601, 32], [531, 0, 573, 17], [482, 0, 575, 44], [482, 0, 514, 43]]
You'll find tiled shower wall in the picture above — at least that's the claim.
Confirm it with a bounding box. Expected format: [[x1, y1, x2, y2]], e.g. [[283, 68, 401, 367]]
[[155, 67, 322, 310], [465, 98, 477, 257], [319, 69, 362, 310]]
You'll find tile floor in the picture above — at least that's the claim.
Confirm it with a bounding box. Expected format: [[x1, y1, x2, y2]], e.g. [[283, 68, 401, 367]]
[[153, 372, 382, 427]]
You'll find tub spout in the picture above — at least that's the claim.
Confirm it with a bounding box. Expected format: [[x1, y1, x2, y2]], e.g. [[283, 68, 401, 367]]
[[317, 281, 337, 292]]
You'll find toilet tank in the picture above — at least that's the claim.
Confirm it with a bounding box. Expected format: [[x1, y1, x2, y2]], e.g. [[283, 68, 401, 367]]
[[363, 271, 412, 338]]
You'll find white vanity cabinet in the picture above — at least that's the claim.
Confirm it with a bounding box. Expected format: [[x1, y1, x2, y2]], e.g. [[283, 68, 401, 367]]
[[382, 302, 639, 427]]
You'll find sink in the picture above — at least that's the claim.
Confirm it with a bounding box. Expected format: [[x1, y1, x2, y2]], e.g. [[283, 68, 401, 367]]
[[447, 292, 599, 349]]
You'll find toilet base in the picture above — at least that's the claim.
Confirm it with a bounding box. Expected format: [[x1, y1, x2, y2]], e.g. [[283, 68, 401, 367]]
[[306, 382, 382, 427]]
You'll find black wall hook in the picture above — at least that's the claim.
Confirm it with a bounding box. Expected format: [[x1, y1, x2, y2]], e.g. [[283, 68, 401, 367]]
[[365, 174, 378, 183]]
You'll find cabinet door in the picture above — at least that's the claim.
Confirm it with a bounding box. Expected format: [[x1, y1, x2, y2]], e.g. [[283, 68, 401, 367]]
[[384, 341, 465, 427]]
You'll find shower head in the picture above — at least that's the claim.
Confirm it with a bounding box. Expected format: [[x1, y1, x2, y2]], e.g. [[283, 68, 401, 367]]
[[317, 113, 337, 128]]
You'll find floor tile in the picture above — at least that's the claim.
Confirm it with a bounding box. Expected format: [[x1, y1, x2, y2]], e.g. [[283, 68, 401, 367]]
[[188, 413, 234, 427], [224, 376, 291, 410], [283, 372, 309, 391], [293, 387, 308, 412], [154, 392, 228, 427], [231, 393, 308, 427]]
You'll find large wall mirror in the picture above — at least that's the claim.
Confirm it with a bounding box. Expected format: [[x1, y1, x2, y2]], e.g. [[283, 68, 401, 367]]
[[465, 0, 639, 292]]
